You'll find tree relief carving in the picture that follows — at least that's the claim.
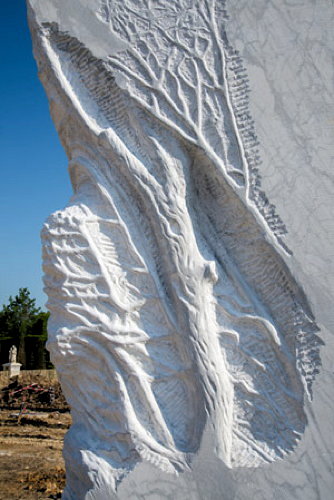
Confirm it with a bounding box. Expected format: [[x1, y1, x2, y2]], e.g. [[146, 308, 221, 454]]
[[27, 0, 321, 493]]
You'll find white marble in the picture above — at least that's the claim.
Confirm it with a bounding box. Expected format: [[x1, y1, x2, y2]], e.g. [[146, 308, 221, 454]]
[[27, 0, 333, 498], [2, 363, 22, 379], [3, 346, 21, 378]]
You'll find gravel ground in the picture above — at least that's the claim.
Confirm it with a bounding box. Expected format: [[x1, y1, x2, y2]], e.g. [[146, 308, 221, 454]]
[[0, 409, 71, 499]]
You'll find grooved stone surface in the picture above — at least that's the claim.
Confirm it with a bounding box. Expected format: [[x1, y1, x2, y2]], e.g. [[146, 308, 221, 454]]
[[27, 0, 334, 498]]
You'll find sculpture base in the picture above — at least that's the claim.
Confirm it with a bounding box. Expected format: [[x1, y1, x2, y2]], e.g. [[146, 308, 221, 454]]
[[2, 363, 22, 379]]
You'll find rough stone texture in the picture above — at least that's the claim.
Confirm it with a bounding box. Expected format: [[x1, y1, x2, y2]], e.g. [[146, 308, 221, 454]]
[[27, 0, 333, 498]]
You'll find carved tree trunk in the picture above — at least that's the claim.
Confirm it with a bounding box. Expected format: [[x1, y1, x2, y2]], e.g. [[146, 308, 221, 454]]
[[27, 0, 321, 496]]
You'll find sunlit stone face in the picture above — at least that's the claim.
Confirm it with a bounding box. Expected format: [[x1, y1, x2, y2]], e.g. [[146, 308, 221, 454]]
[[27, 0, 333, 498]]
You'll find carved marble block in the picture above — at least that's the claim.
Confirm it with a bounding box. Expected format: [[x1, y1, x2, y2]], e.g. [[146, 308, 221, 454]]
[[3, 346, 21, 378], [28, 0, 334, 498]]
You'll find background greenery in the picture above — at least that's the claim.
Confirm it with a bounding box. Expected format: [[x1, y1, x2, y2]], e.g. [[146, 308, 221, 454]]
[[0, 288, 51, 369]]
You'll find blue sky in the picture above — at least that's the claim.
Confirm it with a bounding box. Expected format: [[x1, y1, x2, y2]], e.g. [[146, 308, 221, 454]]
[[0, 1, 71, 309]]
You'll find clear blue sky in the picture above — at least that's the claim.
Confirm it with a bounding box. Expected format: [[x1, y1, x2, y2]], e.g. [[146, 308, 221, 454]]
[[0, 1, 71, 309]]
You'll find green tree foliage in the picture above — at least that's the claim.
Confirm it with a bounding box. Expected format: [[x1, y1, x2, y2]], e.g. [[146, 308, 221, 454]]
[[0, 288, 51, 368]]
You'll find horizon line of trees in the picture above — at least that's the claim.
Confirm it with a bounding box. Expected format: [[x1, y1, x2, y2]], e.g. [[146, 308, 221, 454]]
[[0, 288, 52, 369]]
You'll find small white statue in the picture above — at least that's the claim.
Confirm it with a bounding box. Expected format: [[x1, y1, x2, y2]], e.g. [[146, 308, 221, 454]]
[[9, 345, 17, 364]]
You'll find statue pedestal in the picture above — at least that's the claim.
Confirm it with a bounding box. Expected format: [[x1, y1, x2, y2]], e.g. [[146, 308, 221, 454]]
[[2, 362, 22, 378]]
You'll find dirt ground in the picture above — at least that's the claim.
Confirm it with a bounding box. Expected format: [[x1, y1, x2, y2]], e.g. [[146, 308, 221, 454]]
[[0, 409, 71, 499]]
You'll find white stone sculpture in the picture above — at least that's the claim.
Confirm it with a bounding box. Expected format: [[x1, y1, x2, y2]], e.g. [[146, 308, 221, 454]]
[[27, 0, 324, 498], [3, 345, 21, 378], [9, 345, 17, 364]]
